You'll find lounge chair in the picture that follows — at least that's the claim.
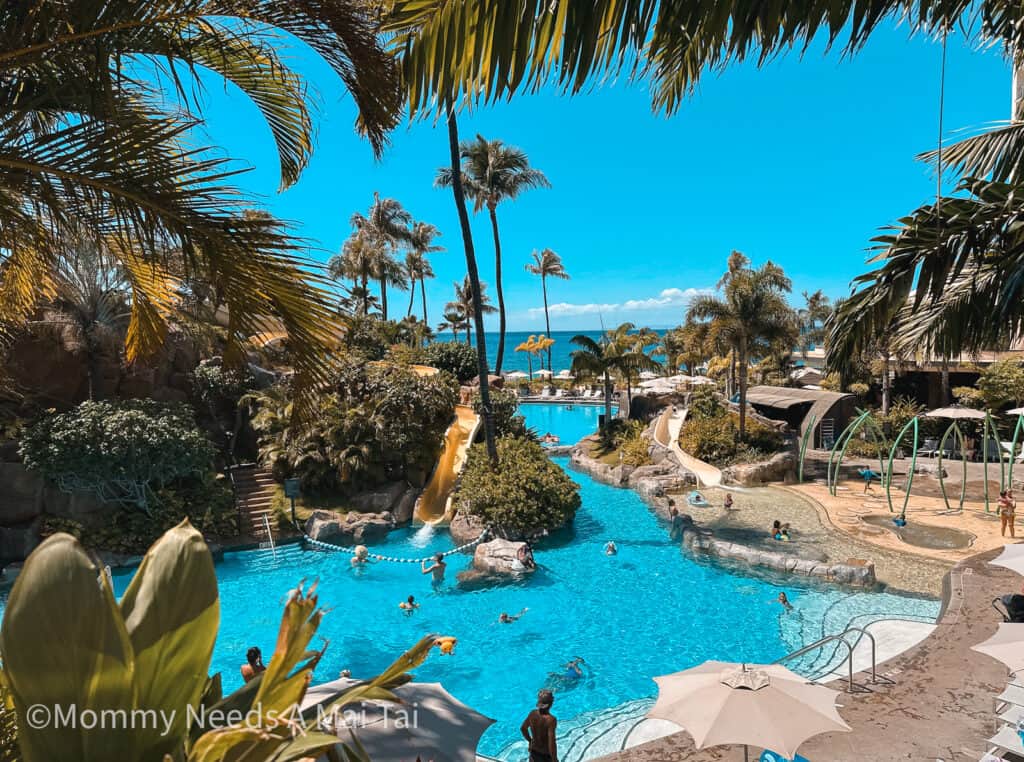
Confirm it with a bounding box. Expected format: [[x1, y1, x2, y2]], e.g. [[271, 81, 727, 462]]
[[539, 388, 551, 399], [760, 753, 810, 762], [554, 388, 564, 399]]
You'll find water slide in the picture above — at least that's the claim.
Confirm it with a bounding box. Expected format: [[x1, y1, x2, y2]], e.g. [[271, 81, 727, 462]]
[[413, 404, 482, 525], [654, 407, 723, 488]]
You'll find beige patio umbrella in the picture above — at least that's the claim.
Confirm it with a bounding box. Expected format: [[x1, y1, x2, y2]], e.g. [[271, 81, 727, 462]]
[[973, 623, 1024, 673], [647, 661, 850, 761], [990, 543, 1024, 576], [925, 406, 987, 420], [301, 679, 494, 762]]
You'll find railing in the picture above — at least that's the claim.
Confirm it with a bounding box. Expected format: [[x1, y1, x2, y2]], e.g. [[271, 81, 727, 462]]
[[261, 514, 277, 560], [774, 626, 879, 692]]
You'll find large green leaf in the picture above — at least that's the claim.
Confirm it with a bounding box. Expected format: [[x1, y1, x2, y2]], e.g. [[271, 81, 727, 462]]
[[119, 519, 220, 759], [1, 533, 137, 762]]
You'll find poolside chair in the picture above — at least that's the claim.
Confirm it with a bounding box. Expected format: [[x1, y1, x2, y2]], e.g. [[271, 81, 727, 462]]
[[554, 389, 564, 399], [539, 388, 551, 399], [993, 595, 1024, 623], [760, 753, 810, 762]]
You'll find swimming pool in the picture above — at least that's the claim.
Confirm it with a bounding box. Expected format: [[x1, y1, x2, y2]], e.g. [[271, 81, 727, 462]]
[[102, 458, 936, 756], [519, 402, 615, 447]]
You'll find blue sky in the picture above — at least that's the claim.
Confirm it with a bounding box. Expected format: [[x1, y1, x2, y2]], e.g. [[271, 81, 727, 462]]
[[192, 22, 1009, 332]]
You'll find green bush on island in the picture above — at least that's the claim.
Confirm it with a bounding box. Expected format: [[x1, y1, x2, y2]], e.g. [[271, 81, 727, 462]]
[[456, 437, 581, 536], [680, 388, 783, 464], [423, 340, 478, 383], [594, 419, 650, 465], [19, 400, 215, 511], [251, 359, 458, 493], [473, 387, 530, 438]]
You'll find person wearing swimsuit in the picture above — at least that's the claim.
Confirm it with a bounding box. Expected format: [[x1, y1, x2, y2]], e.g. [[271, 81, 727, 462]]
[[421, 553, 447, 586], [521, 689, 558, 762]]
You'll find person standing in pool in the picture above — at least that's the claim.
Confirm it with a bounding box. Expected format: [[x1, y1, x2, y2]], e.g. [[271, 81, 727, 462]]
[[240, 646, 265, 683], [521, 689, 558, 762], [399, 595, 419, 615], [668, 503, 686, 540], [421, 552, 447, 585]]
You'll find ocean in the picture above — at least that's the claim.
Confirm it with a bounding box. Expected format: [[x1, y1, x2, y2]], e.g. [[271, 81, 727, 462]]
[[446, 330, 666, 375]]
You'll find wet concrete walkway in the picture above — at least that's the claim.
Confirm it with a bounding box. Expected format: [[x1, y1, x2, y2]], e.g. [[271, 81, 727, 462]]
[[599, 548, 1020, 762]]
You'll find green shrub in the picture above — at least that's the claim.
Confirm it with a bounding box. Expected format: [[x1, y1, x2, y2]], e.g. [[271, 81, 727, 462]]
[[954, 385, 986, 409], [620, 428, 651, 466], [455, 437, 581, 536], [688, 385, 723, 420], [473, 388, 528, 438], [678, 411, 782, 463], [423, 341, 478, 383], [978, 359, 1024, 409], [20, 400, 214, 511]]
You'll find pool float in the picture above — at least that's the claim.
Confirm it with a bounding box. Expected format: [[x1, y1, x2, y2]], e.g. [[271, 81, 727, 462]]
[[686, 491, 710, 508]]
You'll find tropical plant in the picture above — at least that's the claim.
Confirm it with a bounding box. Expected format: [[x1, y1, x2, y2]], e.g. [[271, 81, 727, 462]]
[[423, 341, 478, 382], [455, 437, 580, 537], [601, 323, 662, 416], [405, 221, 444, 325], [570, 326, 659, 425], [975, 359, 1024, 410], [687, 254, 797, 438], [190, 360, 258, 463], [0, 1, 402, 410], [472, 388, 530, 438], [436, 136, 550, 374], [514, 334, 554, 380], [437, 306, 470, 342], [1, 521, 446, 762], [446, 277, 497, 344], [798, 289, 832, 357], [329, 229, 378, 317], [19, 400, 214, 512], [525, 248, 570, 370]]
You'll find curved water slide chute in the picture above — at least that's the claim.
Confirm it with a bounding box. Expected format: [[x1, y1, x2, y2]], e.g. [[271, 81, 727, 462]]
[[413, 404, 482, 526], [655, 407, 723, 488]]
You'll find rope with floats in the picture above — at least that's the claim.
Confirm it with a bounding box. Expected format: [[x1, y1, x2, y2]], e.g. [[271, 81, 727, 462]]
[[301, 529, 492, 563]]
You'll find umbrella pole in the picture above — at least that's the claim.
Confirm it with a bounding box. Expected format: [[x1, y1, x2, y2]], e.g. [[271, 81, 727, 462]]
[[743, 744, 749, 762]]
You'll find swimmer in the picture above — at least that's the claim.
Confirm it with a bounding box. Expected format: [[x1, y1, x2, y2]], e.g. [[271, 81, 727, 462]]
[[421, 552, 447, 584], [240, 646, 265, 683], [777, 592, 793, 612], [350, 545, 370, 567], [562, 657, 585, 679], [339, 669, 352, 678], [499, 607, 529, 624], [669, 502, 686, 540], [771, 520, 782, 540], [399, 595, 419, 614], [604, 540, 618, 556]]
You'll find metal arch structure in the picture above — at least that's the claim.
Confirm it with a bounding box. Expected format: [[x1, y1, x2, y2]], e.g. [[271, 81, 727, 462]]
[[1006, 413, 1024, 490], [934, 411, 1008, 514], [935, 420, 970, 514], [885, 416, 919, 521], [797, 412, 817, 484], [827, 410, 888, 496]]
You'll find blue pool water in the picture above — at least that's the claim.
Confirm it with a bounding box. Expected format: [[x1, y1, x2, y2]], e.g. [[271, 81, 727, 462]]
[[519, 402, 613, 447], [106, 463, 936, 755]]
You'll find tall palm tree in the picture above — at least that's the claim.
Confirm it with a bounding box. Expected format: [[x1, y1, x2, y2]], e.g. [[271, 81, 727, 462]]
[[436, 135, 550, 374], [798, 289, 832, 357], [446, 277, 496, 345], [351, 193, 413, 320], [604, 323, 662, 416], [328, 230, 377, 316], [570, 327, 660, 425], [405, 222, 444, 325], [687, 255, 797, 439], [525, 248, 570, 370], [0, 1, 402, 406]]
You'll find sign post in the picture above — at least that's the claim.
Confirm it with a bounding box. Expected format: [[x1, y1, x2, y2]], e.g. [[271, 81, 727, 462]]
[[283, 478, 301, 529]]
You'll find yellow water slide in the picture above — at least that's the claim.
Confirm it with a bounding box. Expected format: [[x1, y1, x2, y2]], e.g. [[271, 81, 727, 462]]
[[414, 404, 482, 525], [655, 407, 724, 488]]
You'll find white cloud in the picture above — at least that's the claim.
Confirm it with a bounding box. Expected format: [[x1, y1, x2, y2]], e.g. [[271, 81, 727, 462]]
[[528, 287, 709, 318]]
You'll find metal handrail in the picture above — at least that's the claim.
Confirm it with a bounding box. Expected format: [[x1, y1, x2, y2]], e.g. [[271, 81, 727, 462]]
[[774, 626, 877, 692], [261, 514, 277, 560]]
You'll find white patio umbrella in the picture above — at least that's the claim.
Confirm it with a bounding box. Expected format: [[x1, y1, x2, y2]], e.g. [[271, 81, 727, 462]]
[[990, 543, 1024, 576], [689, 376, 717, 386], [503, 371, 528, 381], [925, 406, 987, 420], [647, 661, 849, 761], [1006, 407, 1024, 416], [972, 623, 1024, 673], [556, 369, 573, 379], [639, 370, 659, 380], [535, 369, 552, 378], [302, 680, 494, 762]]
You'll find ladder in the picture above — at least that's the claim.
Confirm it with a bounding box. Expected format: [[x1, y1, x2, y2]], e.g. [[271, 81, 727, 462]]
[[775, 626, 879, 692], [819, 417, 836, 450], [260, 514, 277, 560]]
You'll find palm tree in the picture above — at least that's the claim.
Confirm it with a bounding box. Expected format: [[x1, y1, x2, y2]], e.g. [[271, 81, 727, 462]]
[[436, 135, 550, 374], [438, 306, 469, 342], [0, 1, 402, 405], [798, 289, 832, 357], [515, 335, 540, 380], [350, 193, 414, 321], [525, 248, 570, 370], [28, 240, 131, 401], [404, 222, 444, 325], [570, 326, 660, 425], [687, 255, 797, 439], [328, 230, 377, 316], [604, 323, 662, 416], [446, 277, 496, 345]]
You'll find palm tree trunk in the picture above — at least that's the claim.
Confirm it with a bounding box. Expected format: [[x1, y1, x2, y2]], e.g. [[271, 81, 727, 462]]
[[881, 353, 892, 416], [379, 277, 388, 320], [541, 275, 551, 370], [527, 354, 532, 380], [940, 356, 950, 405], [407, 278, 416, 317], [447, 106, 498, 463], [361, 272, 370, 316], [603, 370, 613, 425], [625, 370, 632, 418], [729, 351, 736, 399], [488, 207, 507, 374], [738, 337, 749, 440], [420, 278, 428, 328]]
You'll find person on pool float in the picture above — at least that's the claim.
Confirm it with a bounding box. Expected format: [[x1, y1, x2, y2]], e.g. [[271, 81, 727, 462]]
[[240, 646, 265, 683], [604, 540, 618, 555], [421, 552, 447, 585], [399, 595, 419, 614], [350, 545, 370, 567], [499, 608, 529, 623], [775, 522, 791, 541], [541, 432, 560, 444], [689, 490, 707, 505]]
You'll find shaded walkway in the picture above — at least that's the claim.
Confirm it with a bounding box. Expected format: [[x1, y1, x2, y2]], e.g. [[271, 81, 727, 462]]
[[600, 548, 1018, 761]]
